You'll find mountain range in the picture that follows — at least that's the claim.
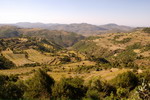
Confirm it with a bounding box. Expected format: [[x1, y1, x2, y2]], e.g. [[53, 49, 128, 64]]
[[1, 22, 134, 35]]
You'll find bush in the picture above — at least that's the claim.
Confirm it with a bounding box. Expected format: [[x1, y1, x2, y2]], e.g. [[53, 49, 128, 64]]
[[24, 69, 55, 99], [60, 56, 71, 64], [111, 71, 138, 90], [0, 74, 23, 99], [1, 82, 24, 99], [0, 55, 15, 69], [136, 79, 150, 100], [116, 87, 129, 98], [52, 77, 86, 100], [86, 89, 99, 100], [143, 27, 150, 33], [138, 70, 150, 83], [86, 78, 115, 99]]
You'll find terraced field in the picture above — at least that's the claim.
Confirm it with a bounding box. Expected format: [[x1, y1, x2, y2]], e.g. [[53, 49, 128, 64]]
[[25, 49, 60, 64], [1, 49, 34, 66]]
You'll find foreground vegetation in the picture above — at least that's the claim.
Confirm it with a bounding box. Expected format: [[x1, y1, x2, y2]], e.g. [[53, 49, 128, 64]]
[[0, 69, 149, 100]]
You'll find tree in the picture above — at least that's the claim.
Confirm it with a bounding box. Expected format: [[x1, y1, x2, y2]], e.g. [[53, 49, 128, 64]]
[[0, 74, 23, 99]]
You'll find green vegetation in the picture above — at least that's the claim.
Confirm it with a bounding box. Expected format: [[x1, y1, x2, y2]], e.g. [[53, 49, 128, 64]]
[[113, 49, 138, 68], [0, 69, 149, 100], [24, 69, 54, 99], [0, 55, 15, 69], [113, 37, 132, 44], [143, 27, 150, 33], [52, 77, 85, 100], [111, 71, 138, 89]]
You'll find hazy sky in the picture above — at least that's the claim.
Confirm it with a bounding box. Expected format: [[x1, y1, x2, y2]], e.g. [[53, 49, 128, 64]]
[[0, 0, 150, 26]]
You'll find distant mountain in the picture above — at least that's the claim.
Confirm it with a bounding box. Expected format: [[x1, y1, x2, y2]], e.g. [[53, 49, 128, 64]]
[[0, 25, 84, 47], [19, 28, 84, 47], [0, 26, 20, 38], [100, 23, 134, 32], [11, 22, 134, 35]]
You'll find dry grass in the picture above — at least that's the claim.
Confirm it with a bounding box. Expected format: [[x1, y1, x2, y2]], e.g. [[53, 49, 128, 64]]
[[2, 50, 34, 66], [0, 66, 41, 75], [25, 49, 55, 64], [93, 31, 150, 51]]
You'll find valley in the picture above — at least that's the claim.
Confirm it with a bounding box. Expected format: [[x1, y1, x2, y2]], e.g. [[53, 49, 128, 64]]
[[0, 25, 150, 100]]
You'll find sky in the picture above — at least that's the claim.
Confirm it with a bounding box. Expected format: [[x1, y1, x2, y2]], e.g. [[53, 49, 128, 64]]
[[0, 0, 150, 27]]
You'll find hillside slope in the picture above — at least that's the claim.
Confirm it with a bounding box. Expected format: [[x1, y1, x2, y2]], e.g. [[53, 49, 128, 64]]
[[18, 28, 84, 47], [0, 37, 61, 67], [73, 29, 150, 68], [0, 26, 20, 38], [0, 25, 84, 47]]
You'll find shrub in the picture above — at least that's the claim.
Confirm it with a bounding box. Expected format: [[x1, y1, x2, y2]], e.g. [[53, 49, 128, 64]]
[[0, 55, 15, 69], [143, 27, 150, 33], [60, 56, 71, 64], [116, 87, 129, 98], [136, 79, 150, 100], [86, 78, 115, 99], [24, 69, 55, 99], [0, 74, 23, 99], [111, 71, 138, 90], [52, 77, 86, 100], [138, 70, 150, 83], [1, 82, 24, 99]]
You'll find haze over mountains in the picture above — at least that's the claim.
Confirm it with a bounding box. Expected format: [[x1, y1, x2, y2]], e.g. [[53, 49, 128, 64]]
[[1, 22, 134, 35]]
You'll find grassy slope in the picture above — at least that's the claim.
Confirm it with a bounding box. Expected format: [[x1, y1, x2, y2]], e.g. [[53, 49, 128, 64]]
[[73, 30, 150, 67], [25, 49, 56, 64], [1, 50, 34, 66]]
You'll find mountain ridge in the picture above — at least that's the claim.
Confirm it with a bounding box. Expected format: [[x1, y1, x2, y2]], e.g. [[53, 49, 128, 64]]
[[1, 22, 134, 35]]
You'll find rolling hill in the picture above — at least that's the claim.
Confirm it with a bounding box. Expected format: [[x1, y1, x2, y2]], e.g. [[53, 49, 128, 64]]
[[0, 25, 84, 47], [0, 26, 20, 38], [73, 28, 150, 68]]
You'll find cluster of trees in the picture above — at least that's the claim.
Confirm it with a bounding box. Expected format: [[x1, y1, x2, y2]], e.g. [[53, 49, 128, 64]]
[[0, 69, 149, 100]]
